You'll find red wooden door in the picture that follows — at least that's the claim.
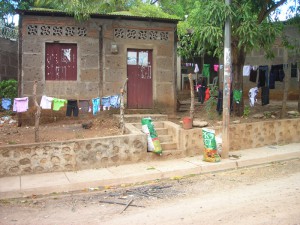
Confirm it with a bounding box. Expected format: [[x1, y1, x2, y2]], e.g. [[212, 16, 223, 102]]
[[127, 49, 153, 109], [45, 43, 77, 80]]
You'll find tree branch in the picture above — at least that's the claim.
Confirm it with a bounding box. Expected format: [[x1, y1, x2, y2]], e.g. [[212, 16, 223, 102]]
[[150, 0, 159, 4], [258, 0, 287, 23]]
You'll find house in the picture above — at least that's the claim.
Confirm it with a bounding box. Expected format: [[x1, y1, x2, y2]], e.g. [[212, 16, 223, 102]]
[[0, 21, 18, 81], [18, 9, 179, 112]]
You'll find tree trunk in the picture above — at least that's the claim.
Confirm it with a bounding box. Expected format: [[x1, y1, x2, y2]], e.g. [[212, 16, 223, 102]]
[[281, 49, 290, 118], [120, 78, 128, 135], [188, 73, 195, 120], [231, 42, 246, 117], [33, 80, 41, 142], [297, 62, 300, 112]]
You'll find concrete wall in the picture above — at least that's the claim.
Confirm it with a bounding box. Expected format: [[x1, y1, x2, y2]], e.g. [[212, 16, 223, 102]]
[[243, 25, 300, 100], [20, 15, 177, 112], [0, 38, 18, 81]]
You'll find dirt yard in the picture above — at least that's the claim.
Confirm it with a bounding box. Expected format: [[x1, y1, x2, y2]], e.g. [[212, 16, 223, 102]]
[[0, 99, 299, 146]]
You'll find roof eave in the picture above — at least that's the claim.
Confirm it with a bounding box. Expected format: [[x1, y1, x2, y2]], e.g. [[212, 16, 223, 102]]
[[17, 9, 180, 24]]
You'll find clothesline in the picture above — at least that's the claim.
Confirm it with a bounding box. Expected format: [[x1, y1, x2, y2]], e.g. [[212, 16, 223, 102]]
[[0, 94, 121, 117]]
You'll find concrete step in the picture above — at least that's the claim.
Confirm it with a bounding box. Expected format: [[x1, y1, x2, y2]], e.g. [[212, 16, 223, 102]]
[[158, 135, 173, 143], [134, 122, 165, 130], [161, 142, 177, 150], [113, 114, 168, 123]]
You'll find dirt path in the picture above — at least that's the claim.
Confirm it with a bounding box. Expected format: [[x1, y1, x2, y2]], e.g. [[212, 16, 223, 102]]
[[1, 159, 299, 225]]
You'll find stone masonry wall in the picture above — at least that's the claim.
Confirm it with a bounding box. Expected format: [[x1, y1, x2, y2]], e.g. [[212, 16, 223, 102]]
[[1, 118, 299, 177], [0, 132, 147, 177], [180, 118, 300, 154]]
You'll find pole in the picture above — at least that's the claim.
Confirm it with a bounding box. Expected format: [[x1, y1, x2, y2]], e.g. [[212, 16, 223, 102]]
[[222, 0, 231, 158]]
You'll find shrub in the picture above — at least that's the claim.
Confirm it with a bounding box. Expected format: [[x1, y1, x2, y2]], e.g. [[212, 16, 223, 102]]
[[0, 79, 18, 99]]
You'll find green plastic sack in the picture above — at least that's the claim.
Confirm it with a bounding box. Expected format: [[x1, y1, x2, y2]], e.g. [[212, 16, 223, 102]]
[[202, 128, 221, 162], [141, 117, 162, 154]]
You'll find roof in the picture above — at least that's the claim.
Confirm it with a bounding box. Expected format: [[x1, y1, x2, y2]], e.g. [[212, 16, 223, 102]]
[[17, 9, 180, 24]]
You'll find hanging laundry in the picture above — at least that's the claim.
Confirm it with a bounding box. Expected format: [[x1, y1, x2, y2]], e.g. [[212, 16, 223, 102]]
[[291, 63, 297, 78], [52, 98, 67, 111], [197, 77, 206, 104], [110, 95, 120, 108], [1, 98, 12, 110], [261, 87, 269, 106], [13, 97, 29, 113], [202, 64, 210, 77], [233, 90, 243, 104], [79, 100, 90, 113], [243, 65, 251, 76], [216, 90, 233, 115], [258, 65, 269, 87], [248, 87, 259, 107], [40, 95, 53, 109], [101, 96, 111, 110], [214, 64, 219, 72], [66, 99, 79, 117], [92, 97, 100, 115], [204, 88, 210, 101], [219, 65, 224, 70], [252, 65, 258, 71], [249, 68, 257, 83], [194, 64, 199, 73], [269, 66, 276, 89], [271, 64, 285, 82]]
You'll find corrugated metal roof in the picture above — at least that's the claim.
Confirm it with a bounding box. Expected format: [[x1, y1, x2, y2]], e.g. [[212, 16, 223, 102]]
[[17, 9, 180, 23]]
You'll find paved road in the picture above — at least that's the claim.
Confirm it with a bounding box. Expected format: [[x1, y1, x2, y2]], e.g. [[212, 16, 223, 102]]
[[1, 160, 300, 225]]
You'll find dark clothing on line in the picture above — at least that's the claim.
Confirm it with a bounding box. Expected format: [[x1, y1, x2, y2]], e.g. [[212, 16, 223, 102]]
[[249, 69, 257, 83], [258, 65, 268, 88], [66, 100, 79, 117], [261, 87, 270, 106]]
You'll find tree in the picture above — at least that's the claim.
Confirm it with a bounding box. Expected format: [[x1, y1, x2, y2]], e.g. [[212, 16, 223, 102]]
[[0, 0, 33, 26], [178, 0, 298, 116]]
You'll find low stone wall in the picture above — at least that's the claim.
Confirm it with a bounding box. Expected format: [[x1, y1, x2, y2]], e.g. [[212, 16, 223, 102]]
[[180, 118, 300, 154], [0, 130, 147, 177], [0, 118, 299, 177]]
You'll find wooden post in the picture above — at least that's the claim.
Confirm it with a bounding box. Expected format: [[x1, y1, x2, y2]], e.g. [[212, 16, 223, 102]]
[[281, 49, 290, 118], [33, 80, 41, 142], [120, 78, 128, 134], [188, 73, 194, 120]]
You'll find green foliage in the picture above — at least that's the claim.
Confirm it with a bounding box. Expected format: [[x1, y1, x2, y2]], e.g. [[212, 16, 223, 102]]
[[243, 105, 250, 118], [157, 0, 195, 19], [0, 79, 18, 99], [177, 0, 288, 59], [32, 0, 177, 21], [0, 0, 33, 26], [129, 3, 179, 19], [205, 85, 219, 120]]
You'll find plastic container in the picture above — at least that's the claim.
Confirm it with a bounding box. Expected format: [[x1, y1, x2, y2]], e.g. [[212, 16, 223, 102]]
[[182, 117, 192, 129]]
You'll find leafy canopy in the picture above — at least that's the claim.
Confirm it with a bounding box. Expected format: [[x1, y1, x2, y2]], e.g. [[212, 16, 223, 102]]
[[177, 0, 290, 59]]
